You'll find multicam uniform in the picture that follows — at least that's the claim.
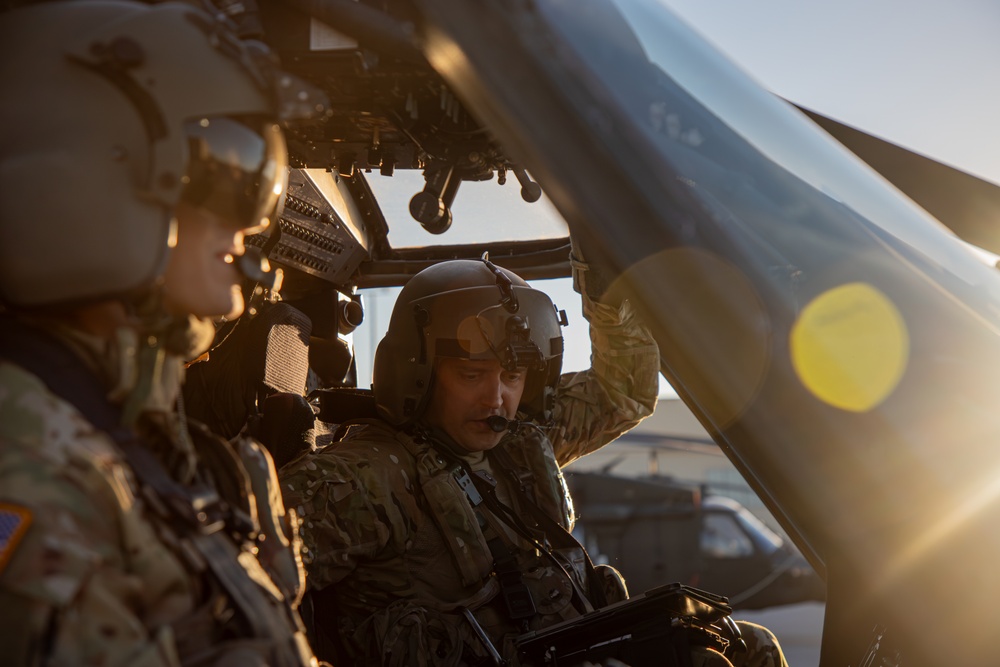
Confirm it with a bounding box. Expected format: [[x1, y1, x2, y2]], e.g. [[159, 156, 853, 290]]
[[0, 320, 315, 667], [283, 295, 786, 667], [284, 296, 655, 662]]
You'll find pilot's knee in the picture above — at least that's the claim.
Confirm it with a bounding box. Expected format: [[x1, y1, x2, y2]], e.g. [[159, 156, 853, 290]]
[[730, 621, 788, 667], [690, 646, 735, 667], [592, 563, 629, 605]]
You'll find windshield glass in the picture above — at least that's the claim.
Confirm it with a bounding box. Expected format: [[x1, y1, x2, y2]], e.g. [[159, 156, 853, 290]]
[[538, 0, 1000, 309], [367, 170, 568, 248], [503, 0, 1000, 604], [704, 497, 784, 556], [422, 0, 1000, 653]]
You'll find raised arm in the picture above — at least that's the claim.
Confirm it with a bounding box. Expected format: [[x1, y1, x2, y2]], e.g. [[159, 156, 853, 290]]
[[546, 246, 660, 467]]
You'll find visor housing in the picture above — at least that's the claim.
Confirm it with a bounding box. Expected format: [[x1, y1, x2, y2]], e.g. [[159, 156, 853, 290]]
[[180, 115, 288, 234]]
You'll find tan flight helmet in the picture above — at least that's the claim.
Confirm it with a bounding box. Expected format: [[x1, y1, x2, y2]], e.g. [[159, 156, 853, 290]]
[[373, 256, 566, 425], [0, 0, 296, 309]]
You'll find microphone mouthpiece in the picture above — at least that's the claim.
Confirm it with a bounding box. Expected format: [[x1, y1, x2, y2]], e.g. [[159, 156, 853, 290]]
[[486, 416, 511, 433], [237, 246, 281, 290]]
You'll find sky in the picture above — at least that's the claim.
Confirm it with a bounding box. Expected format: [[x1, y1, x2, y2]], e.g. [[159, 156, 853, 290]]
[[351, 0, 1000, 394], [660, 0, 1000, 185]]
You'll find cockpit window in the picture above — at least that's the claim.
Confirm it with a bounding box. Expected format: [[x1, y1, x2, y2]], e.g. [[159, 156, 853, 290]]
[[700, 512, 754, 559], [367, 171, 568, 248], [733, 505, 784, 555], [536, 0, 1000, 302], [702, 497, 783, 557]]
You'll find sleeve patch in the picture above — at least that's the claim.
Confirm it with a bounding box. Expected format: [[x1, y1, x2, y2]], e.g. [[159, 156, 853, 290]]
[[0, 502, 33, 574]]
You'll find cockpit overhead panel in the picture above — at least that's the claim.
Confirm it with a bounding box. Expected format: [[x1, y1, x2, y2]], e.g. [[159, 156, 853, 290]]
[[247, 169, 372, 287]]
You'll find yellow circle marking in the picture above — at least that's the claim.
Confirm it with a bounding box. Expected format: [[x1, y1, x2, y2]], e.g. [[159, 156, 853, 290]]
[[791, 282, 908, 412]]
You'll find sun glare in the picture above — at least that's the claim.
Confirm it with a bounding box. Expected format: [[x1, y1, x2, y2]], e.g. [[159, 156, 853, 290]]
[[790, 282, 909, 412]]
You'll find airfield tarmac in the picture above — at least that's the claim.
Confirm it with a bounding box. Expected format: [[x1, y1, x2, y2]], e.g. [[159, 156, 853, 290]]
[[734, 602, 824, 667]]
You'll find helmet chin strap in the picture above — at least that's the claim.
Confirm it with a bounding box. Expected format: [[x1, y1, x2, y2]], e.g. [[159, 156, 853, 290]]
[[411, 422, 471, 458], [120, 330, 167, 427], [118, 286, 216, 427]]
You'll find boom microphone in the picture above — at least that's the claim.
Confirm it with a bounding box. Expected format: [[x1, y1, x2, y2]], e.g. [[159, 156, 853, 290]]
[[486, 416, 541, 436], [486, 415, 524, 433], [486, 415, 513, 433]]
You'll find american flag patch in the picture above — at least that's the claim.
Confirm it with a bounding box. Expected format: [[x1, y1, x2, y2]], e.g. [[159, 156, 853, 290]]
[[0, 503, 32, 574]]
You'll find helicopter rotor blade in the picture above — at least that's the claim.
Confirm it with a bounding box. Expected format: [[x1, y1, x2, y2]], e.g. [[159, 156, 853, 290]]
[[792, 102, 1000, 257]]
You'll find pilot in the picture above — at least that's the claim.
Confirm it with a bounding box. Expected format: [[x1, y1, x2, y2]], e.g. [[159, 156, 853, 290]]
[[0, 2, 318, 665], [280, 248, 789, 666]]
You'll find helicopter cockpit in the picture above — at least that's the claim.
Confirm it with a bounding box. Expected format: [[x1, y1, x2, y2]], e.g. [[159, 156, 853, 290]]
[[180, 1, 1000, 665]]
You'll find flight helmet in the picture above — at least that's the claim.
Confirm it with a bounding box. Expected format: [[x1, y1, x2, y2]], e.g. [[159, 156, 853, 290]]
[[373, 256, 565, 425], [0, 0, 303, 308]]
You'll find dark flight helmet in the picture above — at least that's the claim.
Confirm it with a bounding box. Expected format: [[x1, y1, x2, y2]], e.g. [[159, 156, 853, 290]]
[[373, 257, 565, 425]]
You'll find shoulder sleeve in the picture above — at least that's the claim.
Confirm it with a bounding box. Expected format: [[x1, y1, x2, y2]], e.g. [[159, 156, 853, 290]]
[[0, 364, 185, 667], [279, 436, 397, 592], [547, 295, 660, 467]]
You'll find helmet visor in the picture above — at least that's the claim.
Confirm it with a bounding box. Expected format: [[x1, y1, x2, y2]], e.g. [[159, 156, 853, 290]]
[[417, 286, 564, 370], [180, 116, 288, 234]]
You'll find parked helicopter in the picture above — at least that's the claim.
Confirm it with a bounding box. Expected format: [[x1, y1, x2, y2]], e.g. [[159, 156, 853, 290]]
[[178, 0, 1000, 664], [565, 469, 826, 611]]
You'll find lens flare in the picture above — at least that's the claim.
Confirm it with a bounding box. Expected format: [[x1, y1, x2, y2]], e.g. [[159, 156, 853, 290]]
[[791, 282, 908, 412], [457, 315, 491, 355]]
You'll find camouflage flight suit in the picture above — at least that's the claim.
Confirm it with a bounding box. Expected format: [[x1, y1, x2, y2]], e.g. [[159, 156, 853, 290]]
[[0, 319, 316, 667], [282, 296, 786, 667]]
